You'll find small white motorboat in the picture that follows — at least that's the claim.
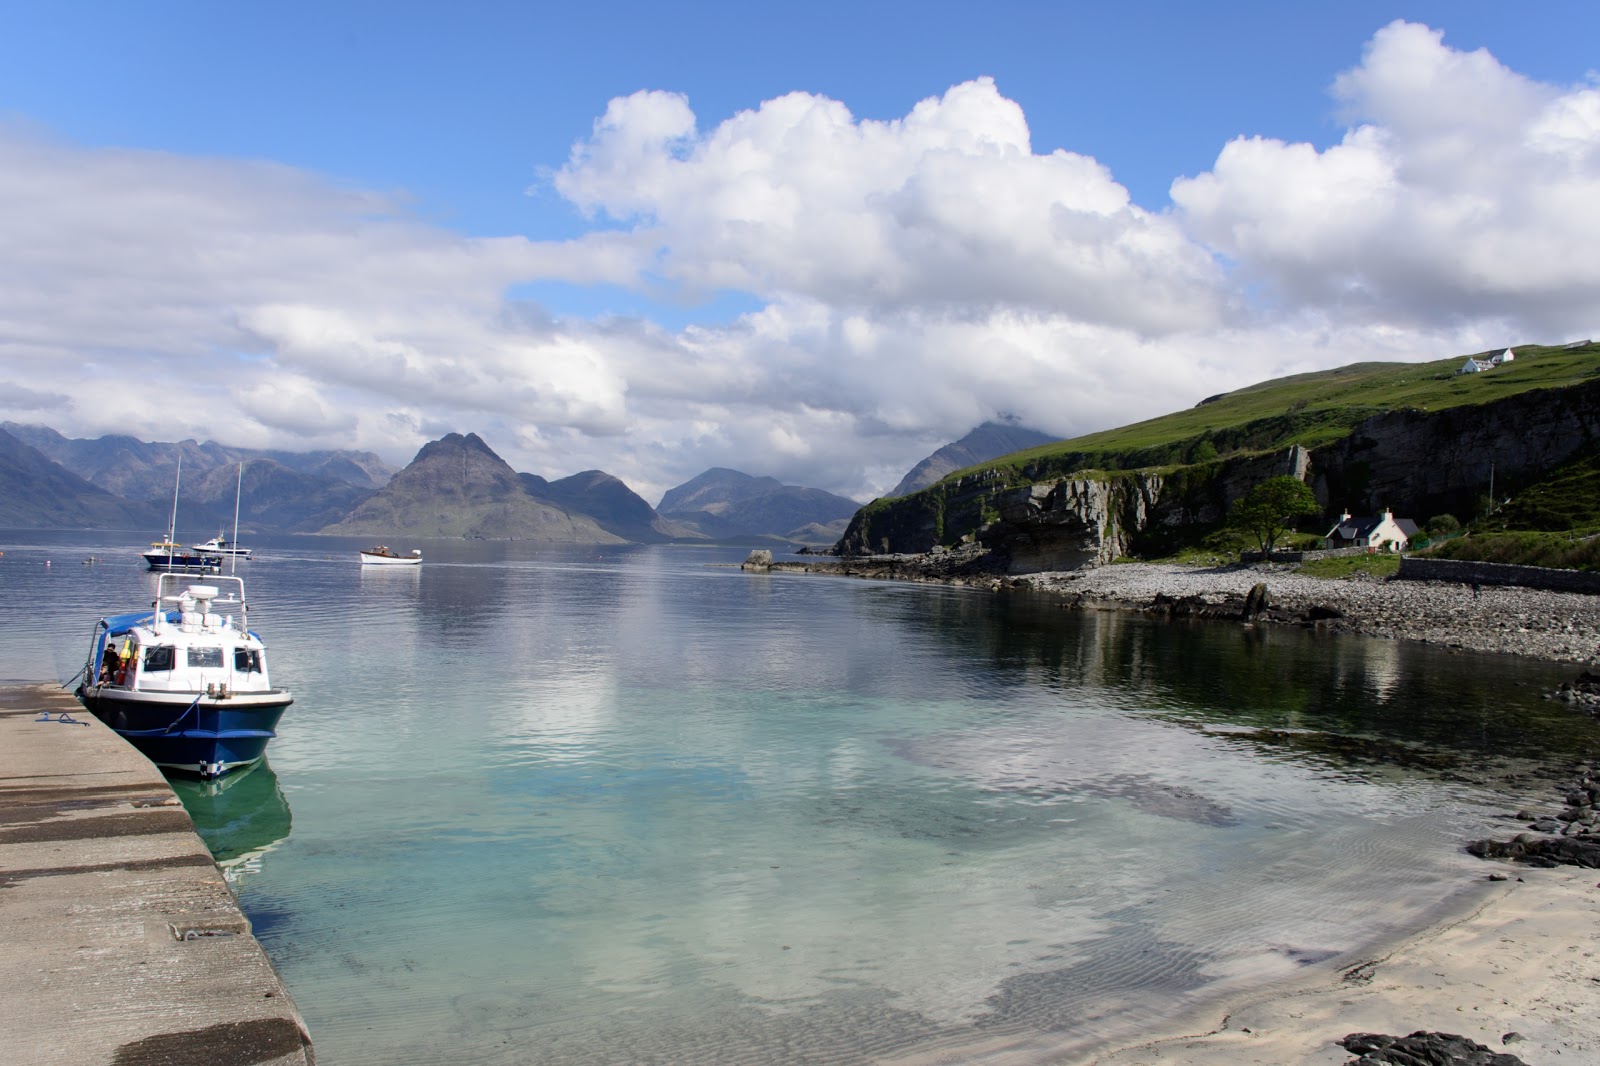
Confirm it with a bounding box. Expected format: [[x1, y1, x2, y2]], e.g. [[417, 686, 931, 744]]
[[359, 546, 422, 566], [192, 533, 253, 560]]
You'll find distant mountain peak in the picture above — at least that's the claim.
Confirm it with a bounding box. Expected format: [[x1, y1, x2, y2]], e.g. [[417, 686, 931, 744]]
[[415, 431, 504, 465], [887, 421, 1058, 498]]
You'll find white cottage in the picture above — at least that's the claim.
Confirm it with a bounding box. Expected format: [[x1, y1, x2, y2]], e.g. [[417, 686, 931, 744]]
[[1491, 348, 1516, 365], [1458, 358, 1493, 374], [1325, 509, 1419, 552]]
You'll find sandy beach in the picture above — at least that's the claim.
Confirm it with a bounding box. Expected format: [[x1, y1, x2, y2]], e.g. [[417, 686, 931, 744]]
[[1087, 864, 1600, 1064]]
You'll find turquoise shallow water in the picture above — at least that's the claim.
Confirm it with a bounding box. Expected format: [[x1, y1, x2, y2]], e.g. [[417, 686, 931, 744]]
[[2, 532, 1593, 1063]]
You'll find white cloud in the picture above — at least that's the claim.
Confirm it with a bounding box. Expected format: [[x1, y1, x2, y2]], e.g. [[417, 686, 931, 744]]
[[1, 26, 1597, 507], [1173, 21, 1600, 334], [555, 78, 1229, 335]]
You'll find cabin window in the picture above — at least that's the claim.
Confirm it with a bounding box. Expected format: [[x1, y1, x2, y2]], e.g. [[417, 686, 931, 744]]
[[187, 647, 224, 670], [234, 648, 261, 674], [143, 645, 176, 672]]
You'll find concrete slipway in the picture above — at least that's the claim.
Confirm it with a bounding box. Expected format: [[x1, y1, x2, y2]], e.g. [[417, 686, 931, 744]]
[[0, 683, 313, 1065]]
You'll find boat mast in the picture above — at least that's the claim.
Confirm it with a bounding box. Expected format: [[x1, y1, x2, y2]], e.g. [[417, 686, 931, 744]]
[[167, 455, 182, 556], [230, 461, 244, 575]]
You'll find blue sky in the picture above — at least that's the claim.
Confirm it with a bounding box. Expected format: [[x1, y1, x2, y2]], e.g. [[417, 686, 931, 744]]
[[2, 3, 1599, 500]]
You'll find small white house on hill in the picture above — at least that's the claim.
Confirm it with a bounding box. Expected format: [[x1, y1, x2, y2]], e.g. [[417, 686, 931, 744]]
[[1325, 509, 1419, 552], [1492, 348, 1516, 365], [1459, 358, 1493, 374]]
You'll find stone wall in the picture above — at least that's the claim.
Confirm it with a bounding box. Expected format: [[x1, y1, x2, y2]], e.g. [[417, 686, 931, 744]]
[[1397, 557, 1600, 594]]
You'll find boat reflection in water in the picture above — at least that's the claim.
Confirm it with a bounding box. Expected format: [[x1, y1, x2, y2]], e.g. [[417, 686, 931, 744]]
[[170, 761, 292, 888]]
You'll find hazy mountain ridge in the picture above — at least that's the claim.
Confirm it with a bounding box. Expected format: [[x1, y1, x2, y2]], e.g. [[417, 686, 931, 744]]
[[526, 470, 704, 543], [886, 421, 1058, 498], [0, 428, 163, 529], [3, 422, 395, 499], [0, 423, 860, 544], [320, 432, 626, 543], [655, 467, 861, 545]]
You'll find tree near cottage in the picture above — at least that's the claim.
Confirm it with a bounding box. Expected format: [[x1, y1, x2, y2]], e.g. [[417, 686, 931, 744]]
[[1230, 476, 1321, 555]]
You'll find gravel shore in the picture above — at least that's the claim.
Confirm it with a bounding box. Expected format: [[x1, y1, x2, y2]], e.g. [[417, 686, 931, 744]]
[[1018, 562, 1600, 667]]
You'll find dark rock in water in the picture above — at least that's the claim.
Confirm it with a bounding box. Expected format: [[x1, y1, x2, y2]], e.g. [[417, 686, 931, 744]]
[[1340, 1030, 1529, 1065], [1470, 764, 1600, 869], [1150, 592, 1215, 619], [1308, 604, 1345, 620], [1241, 582, 1270, 620]]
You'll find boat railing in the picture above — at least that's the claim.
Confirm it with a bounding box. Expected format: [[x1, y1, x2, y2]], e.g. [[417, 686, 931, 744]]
[[151, 572, 250, 635]]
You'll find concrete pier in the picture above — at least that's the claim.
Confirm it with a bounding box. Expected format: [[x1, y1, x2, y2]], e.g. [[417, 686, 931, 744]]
[[0, 683, 313, 1065]]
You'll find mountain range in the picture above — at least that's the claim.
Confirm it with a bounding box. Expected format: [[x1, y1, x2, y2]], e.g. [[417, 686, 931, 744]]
[[0, 421, 946, 547]]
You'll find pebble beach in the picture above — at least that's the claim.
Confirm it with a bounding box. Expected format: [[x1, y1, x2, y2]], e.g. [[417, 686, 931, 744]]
[[1020, 562, 1600, 668]]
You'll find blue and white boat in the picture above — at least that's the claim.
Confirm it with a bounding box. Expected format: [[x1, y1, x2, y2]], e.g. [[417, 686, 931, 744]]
[[142, 538, 223, 573], [74, 573, 293, 778]]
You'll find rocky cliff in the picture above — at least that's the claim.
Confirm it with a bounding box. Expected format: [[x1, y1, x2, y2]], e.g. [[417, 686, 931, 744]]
[[1309, 376, 1600, 521], [837, 375, 1600, 573]]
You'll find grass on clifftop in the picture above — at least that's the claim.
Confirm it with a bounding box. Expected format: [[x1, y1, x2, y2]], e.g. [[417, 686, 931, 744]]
[[945, 341, 1600, 482]]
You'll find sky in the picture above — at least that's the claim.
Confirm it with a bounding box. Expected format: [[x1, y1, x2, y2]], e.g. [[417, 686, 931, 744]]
[[2, 2, 1599, 505]]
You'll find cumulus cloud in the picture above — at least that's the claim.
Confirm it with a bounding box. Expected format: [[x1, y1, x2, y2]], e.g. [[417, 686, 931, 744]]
[[1173, 21, 1600, 335], [555, 78, 1229, 335], [1, 25, 1596, 504]]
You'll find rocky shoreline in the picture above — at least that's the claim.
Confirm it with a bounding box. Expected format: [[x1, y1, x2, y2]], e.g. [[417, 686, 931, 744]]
[[782, 554, 1600, 667], [1019, 561, 1600, 667]]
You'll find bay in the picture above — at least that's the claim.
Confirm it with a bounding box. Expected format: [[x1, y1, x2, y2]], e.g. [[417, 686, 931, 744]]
[[1, 530, 1591, 1063]]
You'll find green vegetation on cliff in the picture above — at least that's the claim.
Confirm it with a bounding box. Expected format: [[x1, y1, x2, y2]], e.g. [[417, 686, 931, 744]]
[[838, 340, 1600, 560], [952, 341, 1600, 482]]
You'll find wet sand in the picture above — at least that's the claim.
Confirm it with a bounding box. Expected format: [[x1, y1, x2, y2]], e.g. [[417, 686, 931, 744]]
[[1088, 865, 1600, 1064]]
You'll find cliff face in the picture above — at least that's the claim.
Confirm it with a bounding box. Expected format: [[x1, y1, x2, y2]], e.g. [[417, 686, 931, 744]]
[[978, 478, 1153, 573], [837, 376, 1600, 572], [1310, 377, 1600, 521]]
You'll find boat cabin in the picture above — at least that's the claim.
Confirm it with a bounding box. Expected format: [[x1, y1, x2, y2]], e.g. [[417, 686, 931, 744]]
[[90, 576, 276, 700]]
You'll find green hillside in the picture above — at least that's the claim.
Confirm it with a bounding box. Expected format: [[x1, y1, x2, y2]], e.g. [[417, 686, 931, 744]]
[[947, 341, 1600, 482]]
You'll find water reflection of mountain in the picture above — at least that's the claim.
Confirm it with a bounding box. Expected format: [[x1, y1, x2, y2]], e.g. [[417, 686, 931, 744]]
[[170, 761, 292, 887]]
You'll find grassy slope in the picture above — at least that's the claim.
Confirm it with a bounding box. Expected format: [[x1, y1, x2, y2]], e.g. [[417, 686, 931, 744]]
[[947, 341, 1600, 480]]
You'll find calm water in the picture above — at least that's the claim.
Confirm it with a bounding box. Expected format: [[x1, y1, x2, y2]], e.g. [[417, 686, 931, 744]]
[[2, 530, 1593, 1064]]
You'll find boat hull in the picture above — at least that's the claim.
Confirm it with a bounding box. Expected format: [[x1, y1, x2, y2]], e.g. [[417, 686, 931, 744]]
[[359, 552, 421, 565], [143, 551, 221, 573], [75, 685, 293, 778]]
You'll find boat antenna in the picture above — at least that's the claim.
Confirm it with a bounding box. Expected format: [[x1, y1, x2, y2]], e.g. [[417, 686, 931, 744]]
[[230, 461, 244, 576]]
